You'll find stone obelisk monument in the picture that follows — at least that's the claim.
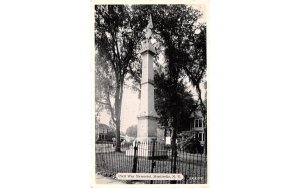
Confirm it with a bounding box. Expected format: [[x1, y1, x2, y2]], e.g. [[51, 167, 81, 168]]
[[136, 15, 159, 143], [126, 16, 167, 158]]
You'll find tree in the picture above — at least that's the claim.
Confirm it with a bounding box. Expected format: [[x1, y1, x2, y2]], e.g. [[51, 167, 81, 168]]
[[95, 5, 143, 152], [183, 24, 207, 119], [154, 70, 198, 133], [125, 125, 137, 137], [131, 5, 206, 175], [183, 25, 207, 155]]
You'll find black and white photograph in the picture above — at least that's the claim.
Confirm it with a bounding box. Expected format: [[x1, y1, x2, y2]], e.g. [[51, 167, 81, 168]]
[[4, 0, 300, 188], [94, 3, 207, 184]]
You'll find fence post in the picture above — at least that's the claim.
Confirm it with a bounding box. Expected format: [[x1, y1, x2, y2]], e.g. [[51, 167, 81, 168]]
[[132, 142, 138, 173], [150, 139, 156, 184], [170, 143, 177, 184]]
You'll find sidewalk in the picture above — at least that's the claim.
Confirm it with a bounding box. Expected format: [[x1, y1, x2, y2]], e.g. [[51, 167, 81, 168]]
[[96, 174, 125, 184], [95, 174, 145, 184]]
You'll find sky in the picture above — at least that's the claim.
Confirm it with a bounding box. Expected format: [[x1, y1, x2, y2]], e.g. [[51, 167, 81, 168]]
[[99, 4, 207, 133], [99, 87, 139, 133], [192, 4, 208, 24]]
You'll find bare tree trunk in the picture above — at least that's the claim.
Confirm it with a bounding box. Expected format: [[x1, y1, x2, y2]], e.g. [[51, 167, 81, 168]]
[[114, 81, 124, 152], [114, 87, 121, 152], [170, 100, 179, 184], [195, 85, 206, 117]]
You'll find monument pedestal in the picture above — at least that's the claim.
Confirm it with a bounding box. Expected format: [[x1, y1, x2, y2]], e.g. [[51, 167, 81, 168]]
[[125, 137, 168, 159]]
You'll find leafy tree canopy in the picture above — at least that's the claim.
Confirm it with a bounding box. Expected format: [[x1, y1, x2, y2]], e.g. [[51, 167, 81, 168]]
[[125, 124, 137, 137]]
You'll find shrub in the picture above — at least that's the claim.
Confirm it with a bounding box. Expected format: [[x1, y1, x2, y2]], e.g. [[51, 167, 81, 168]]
[[177, 131, 204, 154]]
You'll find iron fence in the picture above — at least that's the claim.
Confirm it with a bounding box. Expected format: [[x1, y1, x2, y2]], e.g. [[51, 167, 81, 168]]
[[95, 140, 207, 184]]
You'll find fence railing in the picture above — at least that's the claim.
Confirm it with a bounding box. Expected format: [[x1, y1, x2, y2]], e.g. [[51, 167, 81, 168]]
[[95, 140, 207, 184]]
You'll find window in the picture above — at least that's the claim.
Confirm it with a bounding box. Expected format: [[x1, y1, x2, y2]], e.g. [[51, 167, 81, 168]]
[[194, 118, 203, 128], [199, 133, 203, 141], [194, 132, 204, 141], [194, 119, 198, 128]]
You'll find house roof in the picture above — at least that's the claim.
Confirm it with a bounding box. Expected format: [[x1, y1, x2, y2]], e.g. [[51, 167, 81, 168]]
[[190, 110, 204, 118]]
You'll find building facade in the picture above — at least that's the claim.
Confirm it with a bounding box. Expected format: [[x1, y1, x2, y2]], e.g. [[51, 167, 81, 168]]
[[95, 123, 111, 142], [189, 111, 205, 144]]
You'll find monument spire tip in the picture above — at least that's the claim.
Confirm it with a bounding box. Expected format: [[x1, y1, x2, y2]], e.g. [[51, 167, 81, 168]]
[[145, 15, 153, 40]]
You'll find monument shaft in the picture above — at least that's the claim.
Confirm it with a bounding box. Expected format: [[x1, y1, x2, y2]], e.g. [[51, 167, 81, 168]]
[[137, 40, 158, 141]]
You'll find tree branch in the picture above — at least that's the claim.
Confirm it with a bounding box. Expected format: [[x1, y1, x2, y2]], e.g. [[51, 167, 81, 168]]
[[96, 100, 110, 106], [105, 90, 116, 124]]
